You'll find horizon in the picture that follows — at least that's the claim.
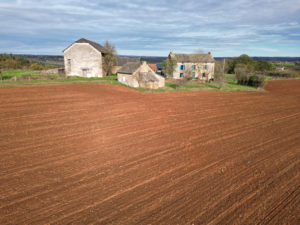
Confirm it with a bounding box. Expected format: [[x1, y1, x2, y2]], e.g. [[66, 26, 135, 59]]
[[0, 0, 300, 57], [7, 53, 300, 59]]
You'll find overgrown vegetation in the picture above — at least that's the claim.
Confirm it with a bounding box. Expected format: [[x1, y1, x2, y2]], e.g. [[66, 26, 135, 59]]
[[218, 54, 272, 88], [226, 54, 272, 74], [234, 64, 265, 88], [103, 41, 117, 76], [220, 54, 300, 87], [161, 58, 177, 78], [214, 73, 226, 89], [159, 73, 257, 92], [0, 54, 55, 70]]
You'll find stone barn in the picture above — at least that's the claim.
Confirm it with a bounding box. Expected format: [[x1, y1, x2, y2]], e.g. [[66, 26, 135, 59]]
[[117, 61, 165, 89], [63, 38, 108, 78]]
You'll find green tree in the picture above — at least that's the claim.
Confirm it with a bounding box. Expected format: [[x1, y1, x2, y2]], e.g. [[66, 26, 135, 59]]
[[227, 54, 272, 74], [103, 41, 117, 76], [255, 60, 272, 72], [161, 58, 177, 78]]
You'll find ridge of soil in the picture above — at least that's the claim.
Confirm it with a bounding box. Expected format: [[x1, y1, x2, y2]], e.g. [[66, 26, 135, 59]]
[[0, 80, 299, 224]]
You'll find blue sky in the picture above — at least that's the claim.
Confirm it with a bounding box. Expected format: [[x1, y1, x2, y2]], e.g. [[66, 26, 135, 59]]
[[0, 0, 299, 56]]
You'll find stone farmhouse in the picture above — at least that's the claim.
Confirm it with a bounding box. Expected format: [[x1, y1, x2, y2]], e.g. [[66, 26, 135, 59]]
[[169, 52, 215, 80], [63, 38, 108, 78], [117, 61, 165, 89]]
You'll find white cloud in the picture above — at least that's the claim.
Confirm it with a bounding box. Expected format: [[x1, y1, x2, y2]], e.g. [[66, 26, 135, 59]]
[[0, 0, 299, 56]]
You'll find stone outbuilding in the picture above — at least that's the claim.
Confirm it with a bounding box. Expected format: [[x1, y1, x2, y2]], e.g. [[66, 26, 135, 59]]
[[63, 38, 108, 77], [117, 61, 165, 89], [112, 57, 141, 74], [169, 52, 215, 80]]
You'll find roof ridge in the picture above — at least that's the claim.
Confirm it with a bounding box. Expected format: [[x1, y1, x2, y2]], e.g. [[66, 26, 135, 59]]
[[62, 38, 108, 53]]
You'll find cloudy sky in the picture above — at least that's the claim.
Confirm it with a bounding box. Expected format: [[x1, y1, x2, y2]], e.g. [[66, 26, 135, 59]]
[[0, 0, 299, 56]]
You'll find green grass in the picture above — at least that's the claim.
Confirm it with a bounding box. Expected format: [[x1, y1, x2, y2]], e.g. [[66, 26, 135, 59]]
[[0, 70, 258, 92], [161, 76, 257, 92], [1, 70, 38, 79], [66, 75, 117, 81]]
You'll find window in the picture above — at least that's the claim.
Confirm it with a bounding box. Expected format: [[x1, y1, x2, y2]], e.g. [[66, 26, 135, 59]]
[[180, 65, 185, 70], [180, 73, 184, 78], [192, 65, 196, 70], [67, 59, 71, 70], [203, 65, 206, 70]]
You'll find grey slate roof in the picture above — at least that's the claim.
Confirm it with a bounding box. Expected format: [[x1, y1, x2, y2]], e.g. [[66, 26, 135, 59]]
[[171, 53, 215, 63], [138, 72, 159, 82], [117, 62, 142, 74], [63, 38, 108, 53], [75, 38, 108, 53], [116, 57, 140, 66]]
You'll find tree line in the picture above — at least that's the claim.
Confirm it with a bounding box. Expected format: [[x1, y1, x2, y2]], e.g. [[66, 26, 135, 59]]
[[0, 54, 55, 70]]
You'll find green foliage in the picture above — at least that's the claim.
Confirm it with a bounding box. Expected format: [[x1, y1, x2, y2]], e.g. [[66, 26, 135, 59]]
[[255, 60, 272, 72], [226, 54, 272, 74], [234, 64, 265, 88], [30, 62, 45, 70], [161, 58, 177, 78], [0, 54, 30, 69], [0, 54, 55, 70], [248, 75, 266, 88]]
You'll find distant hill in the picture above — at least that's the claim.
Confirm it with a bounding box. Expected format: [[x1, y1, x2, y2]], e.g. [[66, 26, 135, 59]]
[[21, 55, 64, 67], [14, 54, 300, 67], [215, 57, 300, 62]]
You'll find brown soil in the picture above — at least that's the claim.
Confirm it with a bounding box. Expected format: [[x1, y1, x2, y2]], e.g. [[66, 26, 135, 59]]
[[0, 80, 299, 225]]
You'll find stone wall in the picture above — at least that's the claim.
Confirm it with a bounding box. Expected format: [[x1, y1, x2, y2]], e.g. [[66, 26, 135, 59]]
[[117, 62, 165, 89], [117, 73, 139, 88], [173, 62, 215, 80]]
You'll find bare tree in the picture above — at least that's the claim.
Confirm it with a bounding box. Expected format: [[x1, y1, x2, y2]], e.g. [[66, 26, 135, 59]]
[[214, 60, 226, 89], [103, 41, 117, 76], [214, 73, 225, 89]]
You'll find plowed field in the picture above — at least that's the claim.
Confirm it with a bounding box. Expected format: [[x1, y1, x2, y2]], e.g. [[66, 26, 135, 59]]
[[1, 80, 299, 224]]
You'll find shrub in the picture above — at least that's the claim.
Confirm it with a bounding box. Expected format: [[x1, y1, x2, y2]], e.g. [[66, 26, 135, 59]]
[[235, 64, 265, 88], [235, 64, 249, 85], [248, 75, 265, 88], [30, 62, 44, 70], [214, 73, 225, 89], [267, 71, 297, 78], [226, 54, 272, 74]]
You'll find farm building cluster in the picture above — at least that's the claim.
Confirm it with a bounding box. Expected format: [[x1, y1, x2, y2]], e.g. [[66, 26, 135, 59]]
[[63, 38, 215, 89]]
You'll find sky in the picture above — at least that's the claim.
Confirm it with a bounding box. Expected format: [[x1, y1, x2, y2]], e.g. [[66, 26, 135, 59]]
[[0, 0, 300, 57]]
